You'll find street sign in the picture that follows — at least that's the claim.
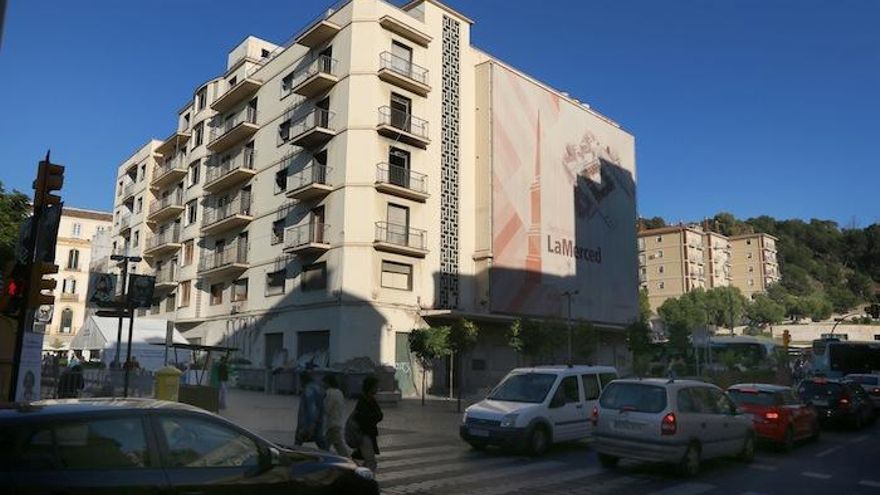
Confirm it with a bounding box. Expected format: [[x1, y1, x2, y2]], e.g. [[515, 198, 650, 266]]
[[34, 305, 53, 323], [96, 309, 129, 318], [127, 274, 156, 308], [88, 272, 118, 308]]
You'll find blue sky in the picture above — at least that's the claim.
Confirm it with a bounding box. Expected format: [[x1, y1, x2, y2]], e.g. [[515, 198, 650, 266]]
[[1, 0, 877, 227]]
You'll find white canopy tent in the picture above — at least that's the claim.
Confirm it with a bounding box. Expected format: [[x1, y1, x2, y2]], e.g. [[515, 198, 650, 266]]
[[70, 316, 190, 371]]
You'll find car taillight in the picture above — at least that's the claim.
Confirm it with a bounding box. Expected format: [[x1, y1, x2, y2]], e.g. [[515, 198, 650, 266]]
[[839, 396, 851, 408], [661, 412, 677, 435], [591, 406, 599, 426], [872, 388, 880, 395], [764, 411, 780, 421]]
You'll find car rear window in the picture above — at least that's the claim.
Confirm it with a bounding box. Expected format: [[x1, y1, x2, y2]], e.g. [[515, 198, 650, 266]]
[[728, 389, 780, 407], [848, 375, 879, 386], [600, 383, 667, 413], [798, 381, 844, 399]]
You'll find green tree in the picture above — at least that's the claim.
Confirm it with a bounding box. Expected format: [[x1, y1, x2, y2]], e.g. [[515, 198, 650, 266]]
[[712, 212, 753, 237], [625, 320, 652, 375], [847, 272, 875, 302], [448, 318, 479, 412], [704, 286, 749, 331], [640, 216, 667, 229], [0, 182, 30, 269], [809, 295, 834, 321], [408, 326, 451, 406], [508, 318, 562, 365], [747, 294, 785, 327], [638, 288, 652, 322], [658, 295, 707, 356], [825, 286, 859, 314]]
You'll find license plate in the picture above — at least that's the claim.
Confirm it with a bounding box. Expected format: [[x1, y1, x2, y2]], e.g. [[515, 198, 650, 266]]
[[469, 428, 489, 437], [613, 420, 644, 431]]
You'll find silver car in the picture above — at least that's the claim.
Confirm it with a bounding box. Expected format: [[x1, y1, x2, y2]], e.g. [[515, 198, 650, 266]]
[[592, 378, 755, 476]]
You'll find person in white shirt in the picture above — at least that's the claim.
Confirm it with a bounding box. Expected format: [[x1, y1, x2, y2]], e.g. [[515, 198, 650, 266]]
[[322, 374, 348, 456]]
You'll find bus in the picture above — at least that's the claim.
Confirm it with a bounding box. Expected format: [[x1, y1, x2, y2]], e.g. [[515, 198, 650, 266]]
[[708, 336, 781, 370], [811, 337, 880, 377]]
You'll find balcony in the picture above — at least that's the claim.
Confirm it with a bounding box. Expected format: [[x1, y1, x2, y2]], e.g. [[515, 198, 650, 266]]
[[379, 15, 432, 47], [377, 106, 429, 148], [211, 76, 263, 114], [154, 130, 191, 157], [201, 196, 253, 236], [203, 149, 256, 193], [283, 223, 330, 255], [143, 228, 182, 257], [198, 242, 249, 279], [207, 107, 259, 153], [375, 163, 428, 202], [378, 52, 430, 96], [121, 181, 138, 203], [286, 163, 332, 201], [60, 293, 79, 303], [374, 221, 428, 257], [117, 213, 132, 234], [147, 192, 184, 223], [289, 108, 336, 148], [155, 265, 178, 291], [151, 156, 188, 189], [291, 55, 339, 99], [296, 17, 340, 48]]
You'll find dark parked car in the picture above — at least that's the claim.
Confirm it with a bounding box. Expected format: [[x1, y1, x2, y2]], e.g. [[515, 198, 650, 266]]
[[0, 398, 378, 495], [796, 377, 875, 429]]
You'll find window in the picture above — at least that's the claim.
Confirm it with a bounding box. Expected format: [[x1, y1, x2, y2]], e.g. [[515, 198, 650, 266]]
[[261, 48, 270, 58], [133, 230, 139, 247], [747, 252, 753, 259], [553, 376, 580, 404], [60, 308, 73, 333], [746, 239, 752, 245], [179, 280, 191, 307], [159, 416, 259, 468], [271, 219, 284, 245], [658, 281, 665, 289], [390, 93, 412, 130], [302, 262, 326, 291], [71, 223, 82, 237], [281, 72, 294, 96], [381, 261, 412, 290], [227, 76, 237, 88], [657, 236, 662, 242], [748, 266, 755, 273], [62, 278, 76, 294], [183, 112, 191, 128], [67, 249, 80, 270], [581, 374, 600, 400], [196, 87, 207, 110], [210, 283, 224, 305], [165, 293, 175, 312], [391, 40, 413, 64], [386, 203, 410, 244], [140, 165, 146, 182], [188, 160, 200, 187], [748, 279, 755, 287], [658, 265, 664, 274], [194, 122, 204, 147], [278, 119, 292, 144], [232, 278, 248, 302], [186, 200, 198, 225], [274, 167, 287, 194], [18, 418, 149, 470], [183, 240, 194, 265], [136, 197, 143, 213], [266, 270, 285, 296], [656, 250, 663, 258]]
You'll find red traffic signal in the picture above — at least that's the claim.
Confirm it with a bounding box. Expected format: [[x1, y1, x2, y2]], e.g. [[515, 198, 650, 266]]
[[1, 264, 29, 317]]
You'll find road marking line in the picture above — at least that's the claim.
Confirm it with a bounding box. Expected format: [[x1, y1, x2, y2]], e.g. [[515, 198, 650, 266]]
[[381, 451, 471, 469], [851, 435, 870, 443], [859, 480, 880, 488], [802, 471, 833, 480], [380, 444, 461, 460], [748, 464, 778, 471], [647, 482, 715, 495], [815, 445, 842, 458], [382, 460, 565, 492], [380, 456, 516, 482], [474, 467, 605, 495]]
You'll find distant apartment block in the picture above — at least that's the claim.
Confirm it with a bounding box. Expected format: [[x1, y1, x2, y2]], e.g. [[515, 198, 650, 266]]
[[704, 230, 731, 289], [729, 232, 780, 298]]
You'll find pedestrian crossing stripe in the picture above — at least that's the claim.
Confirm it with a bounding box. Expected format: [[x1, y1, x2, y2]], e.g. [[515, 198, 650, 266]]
[[382, 460, 565, 494]]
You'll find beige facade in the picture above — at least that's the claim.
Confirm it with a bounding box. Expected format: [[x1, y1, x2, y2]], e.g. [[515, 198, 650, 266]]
[[638, 225, 706, 311], [704, 231, 731, 289], [109, 0, 638, 391], [729, 233, 780, 298], [45, 207, 112, 346]]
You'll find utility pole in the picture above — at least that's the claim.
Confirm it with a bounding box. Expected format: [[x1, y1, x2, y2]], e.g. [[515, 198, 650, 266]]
[[562, 290, 579, 366]]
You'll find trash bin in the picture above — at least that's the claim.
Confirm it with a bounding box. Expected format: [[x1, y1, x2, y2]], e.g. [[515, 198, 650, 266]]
[[154, 366, 183, 401]]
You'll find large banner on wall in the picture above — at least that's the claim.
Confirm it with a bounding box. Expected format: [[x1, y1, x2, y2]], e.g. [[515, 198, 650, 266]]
[[489, 63, 638, 325]]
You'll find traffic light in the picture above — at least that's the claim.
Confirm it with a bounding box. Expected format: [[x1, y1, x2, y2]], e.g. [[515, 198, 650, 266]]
[[1, 264, 30, 317], [28, 261, 58, 309], [32, 157, 64, 209], [782, 330, 791, 348]]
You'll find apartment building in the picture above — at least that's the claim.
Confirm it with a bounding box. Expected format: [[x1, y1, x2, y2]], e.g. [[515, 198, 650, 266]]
[[638, 225, 706, 311], [109, 0, 639, 393], [44, 207, 113, 347], [729, 233, 780, 298], [704, 230, 731, 289]]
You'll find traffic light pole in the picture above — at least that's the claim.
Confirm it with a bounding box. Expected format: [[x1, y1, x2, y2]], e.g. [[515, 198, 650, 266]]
[[112, 257, 132, 368], [7, 214, 40, 402], [122, 302, 136, 397]]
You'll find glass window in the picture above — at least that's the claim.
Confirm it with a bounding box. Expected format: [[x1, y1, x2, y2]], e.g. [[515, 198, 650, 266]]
[[381, 261, 412, 290], [581, 374, 600, 400], [266, 270, 285, 296], [22, 418, 150, 469], [599, 383, 667, 413], [271, 220, 284, 245], [553, 376, 579, 404], [159, 416, 259, 468], [179, 280, 191, 307], [188, 161, 200, 187], [186, 201, 198, 226], [72, 223, 82, 237], [488, 372, 556, 404], [232, 278, 248, 302], [274, 168, 287, 194], [302, 263, 326, 291], [728, 389, 781, 407], [60, 308, 73, 333], [210, 283, 223, 305], [677, 388, 698, 413], [183, 240, 194, 265], [67, 249, 80, 270]]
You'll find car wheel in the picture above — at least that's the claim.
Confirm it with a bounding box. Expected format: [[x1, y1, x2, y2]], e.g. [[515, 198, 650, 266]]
[[527, 425, 549, 456], [739, 433, 756, 463], [678, 443, 700, 477], [598, 453, 619, 468], [468, 440, 487, 451], [781, 426, 795, 453]]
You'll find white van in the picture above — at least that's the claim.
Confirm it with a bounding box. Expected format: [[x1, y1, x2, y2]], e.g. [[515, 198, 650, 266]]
[[460, 365, 618, 455]]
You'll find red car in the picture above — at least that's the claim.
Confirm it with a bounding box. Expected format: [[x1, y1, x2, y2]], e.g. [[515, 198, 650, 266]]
[[727, 383, 820, 451]]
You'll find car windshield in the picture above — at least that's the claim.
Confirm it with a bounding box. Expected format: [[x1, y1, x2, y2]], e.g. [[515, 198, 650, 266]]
[[599, 383, 667, 413], [847, 375, 879, 386], [728, 389, 779, 406], [488, 373, 556, 403], [798, 381, 844, 399]]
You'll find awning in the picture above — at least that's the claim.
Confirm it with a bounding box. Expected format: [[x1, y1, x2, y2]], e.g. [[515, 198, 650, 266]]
[[69, 316, 190, 370]]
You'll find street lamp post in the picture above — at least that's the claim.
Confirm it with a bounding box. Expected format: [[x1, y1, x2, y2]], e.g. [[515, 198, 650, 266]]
[[562, 290, 579, 366], [830, 312, 859, 337]]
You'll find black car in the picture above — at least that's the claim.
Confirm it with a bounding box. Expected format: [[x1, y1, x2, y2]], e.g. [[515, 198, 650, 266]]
[[0, 398, 378, 495], [796, 377, 875, 429]]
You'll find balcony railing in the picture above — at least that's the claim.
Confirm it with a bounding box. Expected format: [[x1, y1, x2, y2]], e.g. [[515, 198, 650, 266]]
[[205, 149, 256, 186], [284, 223, 330, 250], [379, 51, 429, 85], [148, 192, 184, 216], [377, 106, 429, 147], [209, 106, 258, 143], [156, 264, 178, 285], [144, 228, 181, 254], [198, 241, 248, 273], [117, 213, 132, 231], [375, 221, 427, 251], [202, 195, 252, 228], [376, 163, 427, 194], [293, 108, 334, 134], [290, 163, 330, 190], [152, 156, 186, 184], [122, 182, 137, 200], [290, 55, 337, 90]]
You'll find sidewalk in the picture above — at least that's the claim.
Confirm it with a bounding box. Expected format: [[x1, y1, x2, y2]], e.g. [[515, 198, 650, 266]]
[[220, 387, 476, 446]]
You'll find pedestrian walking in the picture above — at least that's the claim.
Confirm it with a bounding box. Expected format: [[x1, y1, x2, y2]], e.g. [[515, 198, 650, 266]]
[[322, 374, 348, 456], [352, 376, 383, 472], [217, 355, 230, 410], [295, 371, 327, 449]]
